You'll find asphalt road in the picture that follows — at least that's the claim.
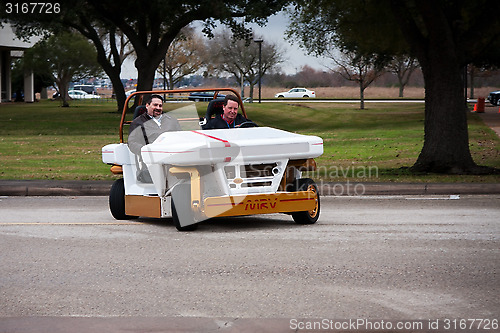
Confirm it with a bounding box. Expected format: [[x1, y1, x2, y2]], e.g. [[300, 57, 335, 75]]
[[0, 195, 499, 332]]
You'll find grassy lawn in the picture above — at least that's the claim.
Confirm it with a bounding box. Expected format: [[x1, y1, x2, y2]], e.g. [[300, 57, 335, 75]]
[[1, 99, 499, 183]]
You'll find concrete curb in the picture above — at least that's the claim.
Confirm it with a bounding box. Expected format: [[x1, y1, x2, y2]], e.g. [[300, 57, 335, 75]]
[[320, 182, 500, 196], [0, 180, 114, 196], [1, 180, 499, 196]]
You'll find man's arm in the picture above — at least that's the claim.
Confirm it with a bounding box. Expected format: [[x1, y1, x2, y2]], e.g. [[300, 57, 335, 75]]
[[128, 120, 147, 155]]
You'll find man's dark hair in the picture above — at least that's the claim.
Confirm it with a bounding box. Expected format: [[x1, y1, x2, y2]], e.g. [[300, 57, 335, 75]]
[[145, 94, 164, 105], [224, 94, 240, 106]]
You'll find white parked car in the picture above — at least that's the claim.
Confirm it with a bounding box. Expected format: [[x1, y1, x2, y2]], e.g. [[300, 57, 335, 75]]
[[68, 89, 101, 99], [102, 88, 323, 231], [125, 89, 136, 97], [275, 88, 316, 98]]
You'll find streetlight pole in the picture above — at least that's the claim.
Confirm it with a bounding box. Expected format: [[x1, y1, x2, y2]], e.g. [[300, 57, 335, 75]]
[[254, 38, 263, 103]]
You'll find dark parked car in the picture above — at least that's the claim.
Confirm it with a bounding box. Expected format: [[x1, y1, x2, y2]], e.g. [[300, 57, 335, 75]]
[[73, 85, 97, 95], [188, 91, 226, 102], [488, 90, 500, 106]]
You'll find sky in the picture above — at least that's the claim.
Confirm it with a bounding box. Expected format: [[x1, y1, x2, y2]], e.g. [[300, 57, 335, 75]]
[[120, 11, 330, 79]]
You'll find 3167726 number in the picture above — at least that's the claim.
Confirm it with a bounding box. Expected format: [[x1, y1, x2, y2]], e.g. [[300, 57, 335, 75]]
[[5, 3, 60, 14]]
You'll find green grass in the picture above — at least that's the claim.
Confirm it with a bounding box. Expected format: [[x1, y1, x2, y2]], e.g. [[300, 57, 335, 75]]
[[0, 99, 499, 182]]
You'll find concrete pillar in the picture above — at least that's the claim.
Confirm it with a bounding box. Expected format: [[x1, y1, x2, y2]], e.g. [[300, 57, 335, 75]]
[[24, 69, 35, 102], [0, 50, 10, 103]]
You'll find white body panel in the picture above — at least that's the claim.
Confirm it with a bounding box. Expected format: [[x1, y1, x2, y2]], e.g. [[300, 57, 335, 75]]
[[141, 127, 323, 166]]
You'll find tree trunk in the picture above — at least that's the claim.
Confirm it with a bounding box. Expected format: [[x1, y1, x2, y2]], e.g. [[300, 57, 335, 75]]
[[398, 82, 404, 98], [95, 52, 126, 112], [56, 78, 70, 107], [135, 59, 157, 96], [359, 82, 365, 110], [411, 53, 476, 173]]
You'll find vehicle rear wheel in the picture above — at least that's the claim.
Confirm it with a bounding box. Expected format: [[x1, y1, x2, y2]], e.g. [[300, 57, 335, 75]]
[[291, 178, 320, 224], [109, 178, 137, 220], [171, 183, 198, 231]]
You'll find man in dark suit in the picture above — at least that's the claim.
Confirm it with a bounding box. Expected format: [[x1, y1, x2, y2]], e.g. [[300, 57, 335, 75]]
[[203, 94, 251, 129]]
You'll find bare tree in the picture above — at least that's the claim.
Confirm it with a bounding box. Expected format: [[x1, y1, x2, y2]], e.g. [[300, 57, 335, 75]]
[[156, 27, 207, 90], [208, 32, 285, 101], [328, 50, 385, 109], [467, 64, 499, 99], [387, 55, 418, 97]]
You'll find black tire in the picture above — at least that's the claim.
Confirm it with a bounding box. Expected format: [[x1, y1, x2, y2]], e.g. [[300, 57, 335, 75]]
[[171, 183, 198, 231], [291, 178, 320, 224], [109, 178, 137, 220]]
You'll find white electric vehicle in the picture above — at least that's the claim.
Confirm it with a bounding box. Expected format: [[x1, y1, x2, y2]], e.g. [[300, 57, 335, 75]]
[[102, 88, 323, 231]]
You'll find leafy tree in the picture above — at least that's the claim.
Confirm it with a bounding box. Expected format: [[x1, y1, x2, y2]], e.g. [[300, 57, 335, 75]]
[[288, 0, 500, 174], [208, 32, 284, 101], [3, 13, 133, 111], [24, 31, 103, 107]]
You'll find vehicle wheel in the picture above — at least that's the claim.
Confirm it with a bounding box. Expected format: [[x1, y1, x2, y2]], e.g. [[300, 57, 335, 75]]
[[303, 95, 309, 98], [278, 95, 284, 98], [291, 178, 320, 224], [109, 178, 137, 220], [171, 183, 198, 231]]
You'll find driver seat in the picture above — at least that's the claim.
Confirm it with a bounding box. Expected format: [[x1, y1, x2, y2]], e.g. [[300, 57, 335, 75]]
[[133, 105, 147, 119], [200, 98, 225, 129]]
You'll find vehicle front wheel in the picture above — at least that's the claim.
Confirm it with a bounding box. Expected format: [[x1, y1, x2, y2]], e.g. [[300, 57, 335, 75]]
[[109, 178, 137, 220], [291, 178, 320, 224]]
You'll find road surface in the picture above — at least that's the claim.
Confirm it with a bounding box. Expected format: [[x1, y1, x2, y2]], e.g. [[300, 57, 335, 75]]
[[0, 195, 498, 332]]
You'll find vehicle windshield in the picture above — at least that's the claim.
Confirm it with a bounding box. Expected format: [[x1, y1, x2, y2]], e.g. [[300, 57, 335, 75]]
[[121, 89, 243, 142]]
